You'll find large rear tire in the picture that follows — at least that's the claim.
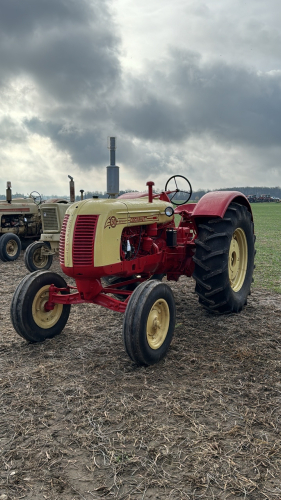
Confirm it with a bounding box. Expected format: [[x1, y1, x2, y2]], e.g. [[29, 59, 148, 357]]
[[10, 271, 71, 342], [24, 241, 53, 272], [193, 202, 255, 313], [0, 233, 21, 261], [123, 280, 176, 365]]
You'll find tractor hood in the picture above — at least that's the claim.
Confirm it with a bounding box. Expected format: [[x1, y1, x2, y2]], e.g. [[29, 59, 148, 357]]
[[62, 197, 173, 268]]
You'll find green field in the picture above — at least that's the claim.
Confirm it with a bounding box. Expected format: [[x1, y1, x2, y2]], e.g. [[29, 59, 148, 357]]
[[175, 201, 281, 293], [251, 203, 281, 293]]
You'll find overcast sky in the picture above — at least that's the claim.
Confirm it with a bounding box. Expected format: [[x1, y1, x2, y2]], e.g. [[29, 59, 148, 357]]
[[0, 0, 280, 196]]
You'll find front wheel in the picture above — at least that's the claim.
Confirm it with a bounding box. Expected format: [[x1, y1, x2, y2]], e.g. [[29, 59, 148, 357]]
[[0, 233, 21, 261], [123, 280, 176, 365], [193, 202, 255, 313], [10, 271, 71, 342], [24, 241, 53, 272]]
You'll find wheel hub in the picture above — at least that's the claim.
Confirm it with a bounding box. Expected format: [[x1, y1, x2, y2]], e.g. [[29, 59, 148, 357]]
[[6, 239, 18, 257], [32, 285, 63, 329], [146, 299, 170, 349], [228, 228, 248, 292], [33, 248, 48, 268]]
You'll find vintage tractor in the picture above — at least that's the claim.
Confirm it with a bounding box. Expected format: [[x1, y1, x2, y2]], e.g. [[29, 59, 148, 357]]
[[24, 176, 77, 272], [24, 200, 71, 271], [0, 183, 43, 261], [11, 175, 255, 365]]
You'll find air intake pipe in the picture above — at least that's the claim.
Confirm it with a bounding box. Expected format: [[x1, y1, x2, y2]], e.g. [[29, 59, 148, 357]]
[[68, 175, 75, 202], [6, 182, 12, 203]]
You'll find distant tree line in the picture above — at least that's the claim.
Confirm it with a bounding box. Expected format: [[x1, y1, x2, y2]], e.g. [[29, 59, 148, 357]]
[[1, 186, 281, 201], [191, 186, 281, 201]]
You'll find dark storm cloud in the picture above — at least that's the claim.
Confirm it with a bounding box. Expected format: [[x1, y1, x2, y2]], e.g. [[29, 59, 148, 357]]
[[25, 117, 108, 167], [116, 49, 281, 148], [0, 0, 121, 101], [24, 44, 281, 174], [1, 0, 280, 180]]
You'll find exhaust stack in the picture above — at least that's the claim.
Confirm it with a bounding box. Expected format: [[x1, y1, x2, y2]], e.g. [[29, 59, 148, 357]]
[[6, 181, 12, 204], [68, 175, 75, 203], [107, 137, 119, 198]]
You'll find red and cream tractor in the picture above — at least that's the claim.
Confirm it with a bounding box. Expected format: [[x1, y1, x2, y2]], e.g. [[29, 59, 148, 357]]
[[11, 175, 255, 365]]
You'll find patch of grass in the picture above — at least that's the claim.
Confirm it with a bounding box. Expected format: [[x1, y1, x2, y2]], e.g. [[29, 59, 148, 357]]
[[251, 202, 281, 293]]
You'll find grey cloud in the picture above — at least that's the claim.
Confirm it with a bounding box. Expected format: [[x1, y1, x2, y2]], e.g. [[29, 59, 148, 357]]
[[0, 0, 121, 101], [0, 117, 27, 144], [0, 0, 89, 35], [1, 0, 281, 186], [116, 49, 281, 149], [25, 117, 109, 168]]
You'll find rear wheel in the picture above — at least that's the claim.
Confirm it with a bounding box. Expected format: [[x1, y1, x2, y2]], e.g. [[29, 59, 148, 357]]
[[0, 233, 21, 261], [24, 241, 53, 272], [10, 271, 71, 342], [123, 280, 176, 365], [193, 202, 255, 313]]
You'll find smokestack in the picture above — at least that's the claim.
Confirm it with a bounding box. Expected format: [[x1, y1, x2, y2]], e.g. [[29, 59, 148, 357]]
[[6, 181, 12, 203], [80, 189, 84, 200], [68, 175, 75, 202], [107, 137, 119, 198]]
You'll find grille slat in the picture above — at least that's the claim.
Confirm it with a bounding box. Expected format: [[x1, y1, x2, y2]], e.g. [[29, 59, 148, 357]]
[[42, 208, 59, 231], [59, 215, 69, 265], [73, 215, 98, 265]]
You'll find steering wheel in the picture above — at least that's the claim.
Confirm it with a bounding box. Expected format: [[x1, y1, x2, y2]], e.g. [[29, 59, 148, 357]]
[[164, 175, 192, 205], [29, 191, 42, 205]]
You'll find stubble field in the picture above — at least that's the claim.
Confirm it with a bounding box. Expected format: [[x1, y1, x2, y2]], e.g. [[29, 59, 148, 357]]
[[0, 203, 281, 500]]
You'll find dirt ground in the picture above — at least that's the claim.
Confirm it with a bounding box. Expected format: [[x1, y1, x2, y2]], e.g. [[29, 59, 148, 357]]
[[1, 254, 281, 500]]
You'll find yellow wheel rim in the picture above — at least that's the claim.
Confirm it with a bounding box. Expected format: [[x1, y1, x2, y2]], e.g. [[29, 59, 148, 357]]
[[32, 285, 63, 329], [228, 228, 248, 292], [33, 248, 49, 268], [6, 239, 18, 257], [146, 299, 170, 349]]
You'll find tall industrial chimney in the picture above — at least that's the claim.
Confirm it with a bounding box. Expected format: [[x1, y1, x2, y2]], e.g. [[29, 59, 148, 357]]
[[107, 137, 119, 198]]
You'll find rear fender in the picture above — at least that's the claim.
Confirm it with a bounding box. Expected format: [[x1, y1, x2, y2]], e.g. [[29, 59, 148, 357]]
[[191, 191, 253, 220]]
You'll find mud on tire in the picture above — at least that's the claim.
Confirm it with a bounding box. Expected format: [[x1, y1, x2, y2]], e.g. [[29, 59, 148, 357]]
[[193, 202, 255, 313]]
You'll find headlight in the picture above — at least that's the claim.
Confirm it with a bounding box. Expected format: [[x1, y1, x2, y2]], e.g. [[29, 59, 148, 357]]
[[165, 206, 174, 217]]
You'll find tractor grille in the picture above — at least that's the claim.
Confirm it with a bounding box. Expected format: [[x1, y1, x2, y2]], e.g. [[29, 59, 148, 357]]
[[59, 215, 69, 265], [73, 215, 99, 266], [42, 207, 59, 232]]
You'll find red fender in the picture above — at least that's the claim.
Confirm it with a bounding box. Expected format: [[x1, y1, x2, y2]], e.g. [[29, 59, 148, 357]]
[[191, 191, 253, 220]]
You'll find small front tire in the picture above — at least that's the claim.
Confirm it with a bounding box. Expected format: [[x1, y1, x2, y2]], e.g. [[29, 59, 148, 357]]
[[24, 241, 53, 272], [123, 280, 176, 365], [10, 271, 71, 342], [0, 233, 21, 261]]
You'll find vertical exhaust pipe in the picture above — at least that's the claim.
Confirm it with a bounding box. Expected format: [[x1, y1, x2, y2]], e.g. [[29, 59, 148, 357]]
[[80, 189, 84, 200], [6, 181, 12, 204], [68, 175, 75, 203], [107, 137, 119, 198]]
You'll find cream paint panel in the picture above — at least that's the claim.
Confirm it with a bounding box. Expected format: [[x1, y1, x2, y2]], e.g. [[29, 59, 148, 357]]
[[63, 197, 174, 268], [123, 198, 173, 226], [64, 199, 128, 268]]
